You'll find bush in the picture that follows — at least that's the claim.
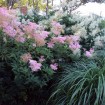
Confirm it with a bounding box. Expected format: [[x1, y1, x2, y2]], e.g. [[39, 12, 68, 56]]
[[40, 11, 105, 54], [0, 8, 83, 105], [0, 7, 105, 105]]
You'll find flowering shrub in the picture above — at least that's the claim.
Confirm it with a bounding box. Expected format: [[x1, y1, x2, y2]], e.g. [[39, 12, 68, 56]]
[[0, 7, 105, 105], [71, 14, 105, 50], [40, 10, 105, 57], [0, 8, 84, 104]]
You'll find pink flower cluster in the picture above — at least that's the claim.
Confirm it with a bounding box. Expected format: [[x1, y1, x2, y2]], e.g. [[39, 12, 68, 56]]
[[21, 54, 58, 72], [0, 8, 12, 26], [20, 53, 32, 63], [0, 8, 51, 45], [39, 56, 45, 63], [85, 48, 94, 58], [23, 22, 50, 46], [29, 60, 42, 72], [69, 42, 80, 51], [3, 25, 17, 37], [20, 53, 45, 72], [0, 7, 95, 74], [51, 21, 64, 35], [52, 36, 66, 44], [47, 42, 55, 48], [0, 8, 81, 54], [24, 22, 39, 35], [66, 35, 80, 51], [47, 35, 81, 53], [50, 63, 58, 71], [0, 8, 26, 43], [47, 36, 66, 48]]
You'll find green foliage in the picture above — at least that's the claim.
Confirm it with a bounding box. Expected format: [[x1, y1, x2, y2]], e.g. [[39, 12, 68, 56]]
[[99, 20, 105, 29], [18, 11, 46, 23], [0, 0, 6, 6], [0, 24, 81, 104], [0, 30, 55, 105], [35, 47, 53, 59], [80, 36, 94, 51], [1, 7, 105, 105], [51, 43, 73, 62], [59, 15, 76, 35], [0, 61, 52, 105], [49, 57, 105, 105], [1, 24, 81, 104], [59, 15, 76, 27], [14, 0, 47, 11]]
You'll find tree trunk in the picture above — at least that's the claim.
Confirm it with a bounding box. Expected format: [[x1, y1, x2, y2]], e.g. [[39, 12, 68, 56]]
[[35, 0, 39, 12], [46, 0, 49, 16], [52, 0, 53, 6], [6, 0, 18, 9], [33, 0, 35, 7]]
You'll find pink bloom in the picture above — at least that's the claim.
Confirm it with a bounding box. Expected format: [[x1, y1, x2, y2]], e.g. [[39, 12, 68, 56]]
[[28, 22, 38, 30], [57, 36, 66, 43], [90, 48, 94, 53], [0, 8, 8, 16], [40, 31, 49, 39], [39, 56, 45, 63], [85, 51, 92, 57], [12, 19, 21, 27], [58, 36, 66, 43], [24, 22, 39, 35], [83, 48, 86, 51], [35, 36, 46, 46], [71, 35, 80, 42], [2, 21, 8, 28], [85, 48, 94, 58], [66, 35, 80, 44], [51, 21, 63, 35], [20, 53, 32, 63], [52, 36, 66, 44], [47, 42, 54, 48], [3, 26, 17, 37], [29, 60, 42, 72], [15, 36, 25, 43], [51, 30, 61, 35], [69, 42, 81, 51], [50, 63, 58, 71]]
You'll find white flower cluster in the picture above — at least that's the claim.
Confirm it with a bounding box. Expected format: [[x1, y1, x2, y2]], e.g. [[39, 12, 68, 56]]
[[40, 10, 105, 49], [16, 7, 35, 24], [72, 15, 101, 37], [39, 19, 50, 29], [71, 14, 105, 48], [60, 0, 82, 13]]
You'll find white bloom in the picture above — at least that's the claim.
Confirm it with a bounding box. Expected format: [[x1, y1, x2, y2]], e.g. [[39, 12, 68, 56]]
[[73, 48, 81, 56], [71, 25, 81, 32], [94, 36, 103, 47], [27, 19, 30, 23], [75, 28, 87, 38], [94, 40, 103, 47], [27, 8, 34, 16], [89, 21, 98, 29], [21, 19, 27, 24], [91, 28, 100, 36]]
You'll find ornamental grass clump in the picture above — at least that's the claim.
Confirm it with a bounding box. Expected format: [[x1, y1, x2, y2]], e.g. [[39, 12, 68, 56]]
[[50, 58, 105, 105]]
